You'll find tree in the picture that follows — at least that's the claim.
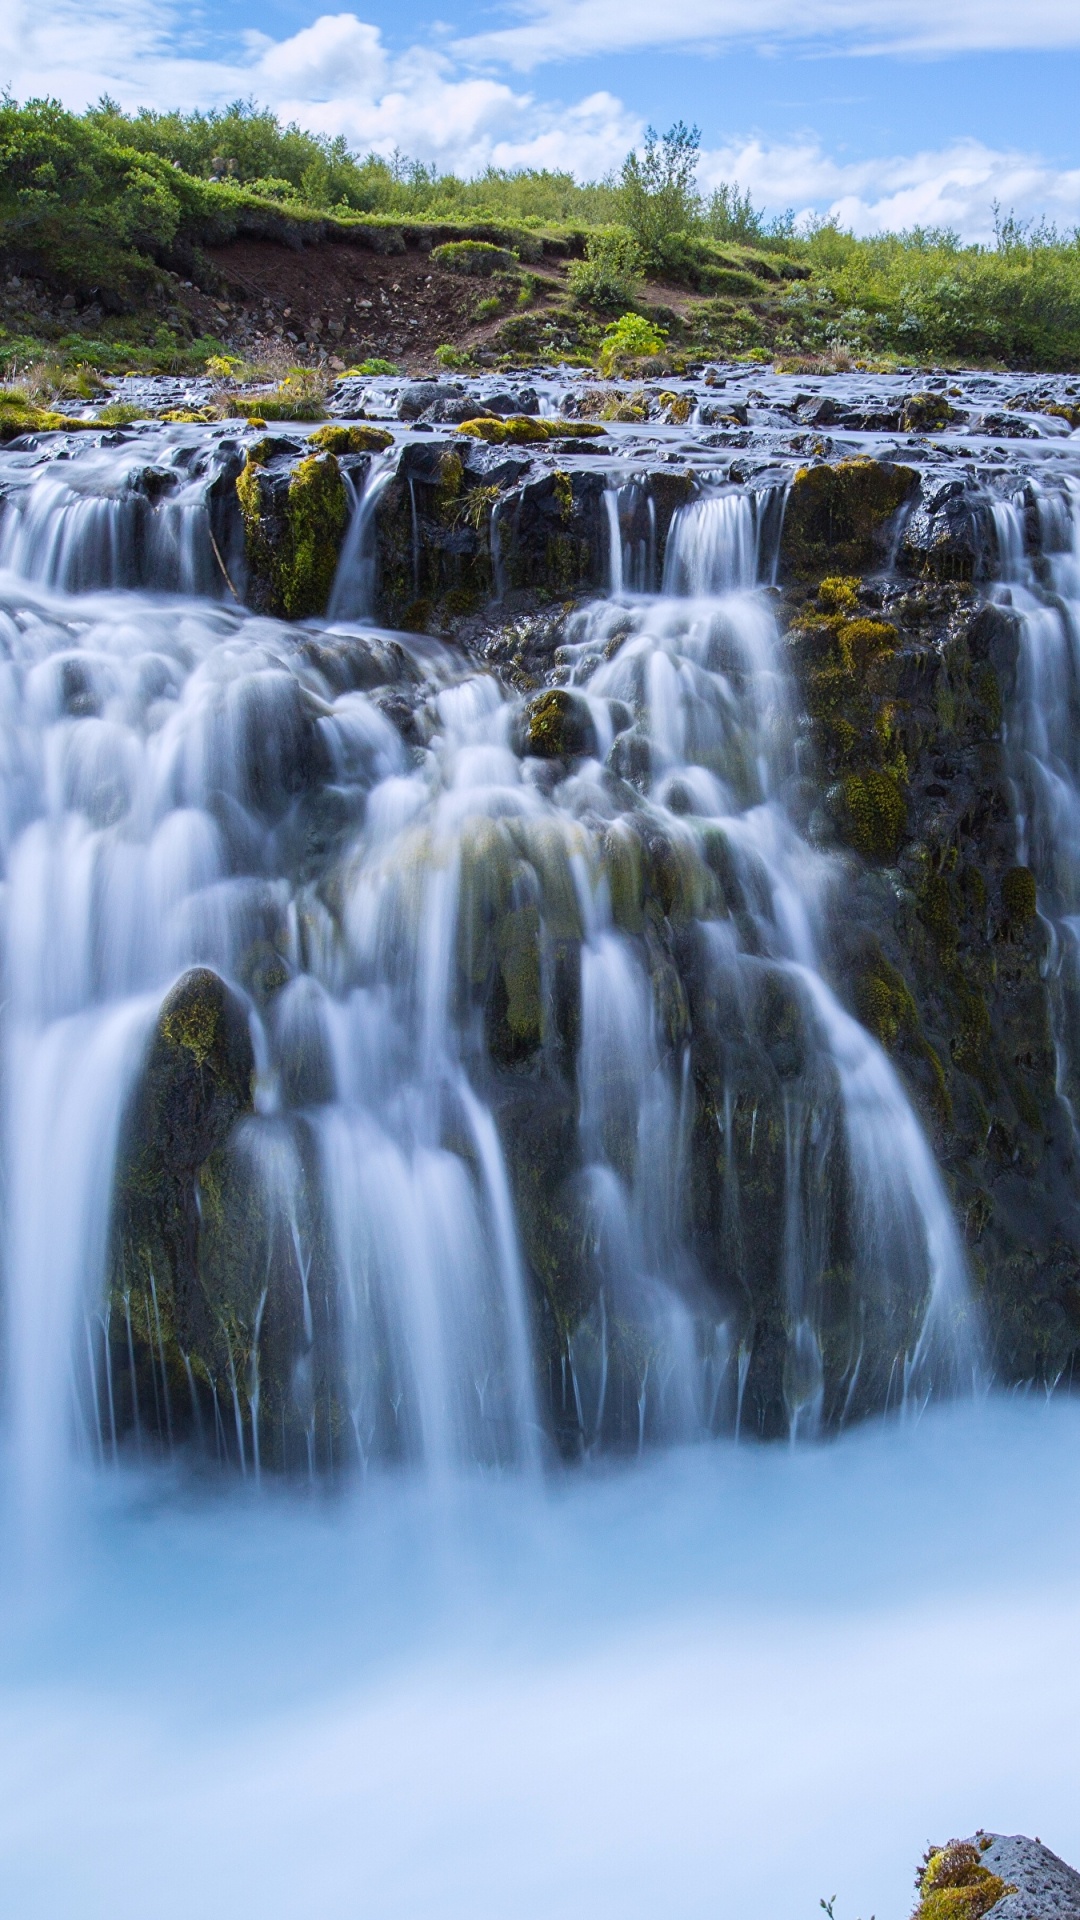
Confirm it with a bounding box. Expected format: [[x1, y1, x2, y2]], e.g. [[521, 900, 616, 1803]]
[[619, 121, 701, 264]]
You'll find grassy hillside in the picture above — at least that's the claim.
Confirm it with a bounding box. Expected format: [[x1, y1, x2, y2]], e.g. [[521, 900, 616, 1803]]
[[2, 99, 1080, 382]]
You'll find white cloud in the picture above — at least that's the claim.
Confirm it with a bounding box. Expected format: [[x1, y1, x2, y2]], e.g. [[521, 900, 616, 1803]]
[[0, 1, 637, 174], [698, 136, 1080, 241], [459, 0, 1080, 72]]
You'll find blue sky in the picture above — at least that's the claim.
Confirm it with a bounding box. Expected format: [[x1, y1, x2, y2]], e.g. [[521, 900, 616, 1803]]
[[4, 0, 1080, 237]]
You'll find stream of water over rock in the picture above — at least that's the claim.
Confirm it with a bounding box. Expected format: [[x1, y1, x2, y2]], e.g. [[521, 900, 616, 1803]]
[[0, 368, 1079, 1913]]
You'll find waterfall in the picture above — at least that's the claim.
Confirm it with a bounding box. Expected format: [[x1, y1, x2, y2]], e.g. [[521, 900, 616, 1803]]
[[0, 428, 985, 1510], [328, 453, 395, 621], [989, 480, 1080, 1108], [0, 428, 240, 597]]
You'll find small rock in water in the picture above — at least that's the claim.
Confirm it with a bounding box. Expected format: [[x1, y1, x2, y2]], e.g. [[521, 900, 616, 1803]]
[[913, 1834, 1080, 1919]]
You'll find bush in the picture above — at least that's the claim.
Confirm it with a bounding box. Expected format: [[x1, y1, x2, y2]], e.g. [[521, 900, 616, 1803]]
[[567, 227, 643, 311], [705, 183, 765, 244], [348, 358, 399, 375], [598, 312, 667, 374], [434, 344, 472, 368]]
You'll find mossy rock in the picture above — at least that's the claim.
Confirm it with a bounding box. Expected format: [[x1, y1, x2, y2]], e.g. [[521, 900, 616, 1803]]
[[237, 446, 348, 620], [456, 416, 604, 445], [779, 459, 919, 579], [901, 392, 964, 434], [307, 423, 393, 454], [0, 399, 98, 442], [525, 689, 598, 760], [431, 240, 518, 276]]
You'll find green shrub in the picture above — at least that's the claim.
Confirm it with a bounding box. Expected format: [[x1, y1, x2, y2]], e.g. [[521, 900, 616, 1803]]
[[347, 358, 399, 376], [435, 344, 472, 369], [618, 122, 701, 267], [598, 312, 667, 374], [567, 227, 643, 311]]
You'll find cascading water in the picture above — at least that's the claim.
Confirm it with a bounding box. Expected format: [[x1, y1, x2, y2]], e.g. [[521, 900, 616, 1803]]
[[0, 424, 983, 1528], [989, 480, 1080, 1111]]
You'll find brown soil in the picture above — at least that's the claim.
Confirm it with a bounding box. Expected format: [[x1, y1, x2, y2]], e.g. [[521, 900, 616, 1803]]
[[205, 237, 569, 374]]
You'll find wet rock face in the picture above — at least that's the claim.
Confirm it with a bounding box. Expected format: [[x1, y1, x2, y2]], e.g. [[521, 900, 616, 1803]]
[[783, 564, 1080, 1388], [367, 438, 611, 630], [899, 479, 994, 582]]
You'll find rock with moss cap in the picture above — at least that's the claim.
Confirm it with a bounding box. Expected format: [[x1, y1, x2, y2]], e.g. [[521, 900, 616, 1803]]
[[914, 1834, 1080, 1920]]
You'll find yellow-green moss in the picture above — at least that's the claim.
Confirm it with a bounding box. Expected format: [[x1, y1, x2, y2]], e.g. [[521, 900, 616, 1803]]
[[237, 446, 348, 620], [307, 423, 394, 453], [901, 392, 962, 434], [552, 469, 574, 521], [658, 391, 693, 425], [919, 871, 957, 953], [497, 905, 543, 1048], [843, 769, 907, 861], [161, 993, 219, 1067], [526, 688, 594, 758], [455, 416, 605, 445], [818, 575, 861, 613], [913, 1842, 1013, 1920]]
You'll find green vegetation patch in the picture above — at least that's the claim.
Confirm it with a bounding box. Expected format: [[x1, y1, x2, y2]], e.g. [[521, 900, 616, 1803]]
[[455, 415, 605, 444], [913, 1842, 1014, 1920], [430, 240, 518, 276]]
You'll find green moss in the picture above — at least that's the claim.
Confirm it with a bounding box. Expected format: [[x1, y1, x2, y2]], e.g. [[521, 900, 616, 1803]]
[[552, 469, 573, 521], [1002, 864, 1037, 925], [307, 423, 393, 453], [914, 1843, 1013, 1920], [497, 905, 543, 1049], [455, 415, 604, 445], [161, 992, 219, 1066], [842, 769, 907, 861], [280, 453, 348, 616], [431, 239, 518, 275], [919, 871, 957, 953], [526, 689, 596, 759]]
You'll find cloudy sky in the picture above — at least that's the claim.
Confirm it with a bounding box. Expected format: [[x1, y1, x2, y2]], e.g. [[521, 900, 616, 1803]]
[[4, 0, 1080, 237]]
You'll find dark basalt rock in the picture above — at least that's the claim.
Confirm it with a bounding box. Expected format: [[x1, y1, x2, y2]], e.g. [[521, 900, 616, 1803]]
[[898, 479, 994, 582]]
